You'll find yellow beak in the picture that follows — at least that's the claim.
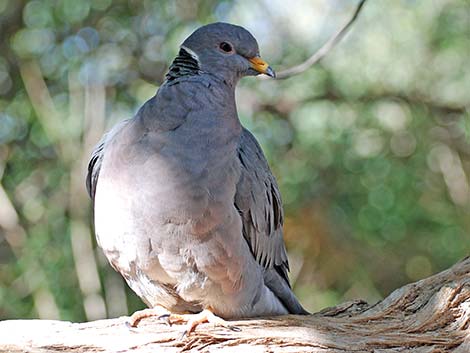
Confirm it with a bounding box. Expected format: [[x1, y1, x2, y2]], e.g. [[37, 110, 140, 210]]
[[249, 56, 276, 78]]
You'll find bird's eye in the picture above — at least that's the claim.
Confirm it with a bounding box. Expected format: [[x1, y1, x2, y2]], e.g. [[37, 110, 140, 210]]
[[219, 42, 233, 53]]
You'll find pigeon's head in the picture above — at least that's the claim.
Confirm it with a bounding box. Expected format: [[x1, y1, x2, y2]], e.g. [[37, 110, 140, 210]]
[[180, 22, 275, 83]]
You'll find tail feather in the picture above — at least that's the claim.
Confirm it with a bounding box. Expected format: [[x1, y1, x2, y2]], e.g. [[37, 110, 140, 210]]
[[263, 268, 309, 315]]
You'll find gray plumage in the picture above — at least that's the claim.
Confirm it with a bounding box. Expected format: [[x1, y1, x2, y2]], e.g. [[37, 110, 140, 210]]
[[87, 22, 308, 318]]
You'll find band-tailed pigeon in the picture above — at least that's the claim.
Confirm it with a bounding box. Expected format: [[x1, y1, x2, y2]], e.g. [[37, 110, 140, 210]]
[[87, 22, 308, 334]]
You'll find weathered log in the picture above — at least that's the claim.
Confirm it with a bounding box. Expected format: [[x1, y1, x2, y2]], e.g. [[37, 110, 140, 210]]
[[1, 257, 469, 352]]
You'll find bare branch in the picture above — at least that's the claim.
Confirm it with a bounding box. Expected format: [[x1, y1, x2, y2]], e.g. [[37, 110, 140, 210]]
[[1, 257, 470, 352], [275, 0, 367, 80]]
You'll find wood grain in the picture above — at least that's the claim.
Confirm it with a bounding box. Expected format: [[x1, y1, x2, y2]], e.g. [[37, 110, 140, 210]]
[[1, 257, 469, 352]]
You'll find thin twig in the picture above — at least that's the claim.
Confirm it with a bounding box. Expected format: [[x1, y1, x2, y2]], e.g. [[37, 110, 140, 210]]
[[275, 0, 367, 79]]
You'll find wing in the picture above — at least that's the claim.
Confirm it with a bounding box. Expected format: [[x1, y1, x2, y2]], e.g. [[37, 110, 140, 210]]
[[86, 137, 106, 201], [235, 129, 308, 315], [235, 128, 289, 283], [86, 120, 129, 201]]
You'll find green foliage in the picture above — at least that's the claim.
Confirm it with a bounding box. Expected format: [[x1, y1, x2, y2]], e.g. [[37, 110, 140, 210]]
[[0, 0, 469, 320]]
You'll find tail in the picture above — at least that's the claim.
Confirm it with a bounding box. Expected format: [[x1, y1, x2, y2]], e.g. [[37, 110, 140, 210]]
[[264, 268, 310, 315]]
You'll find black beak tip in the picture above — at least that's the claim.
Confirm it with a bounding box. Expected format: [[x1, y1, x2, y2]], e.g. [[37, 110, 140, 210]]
[[266, 66, 276, 78]]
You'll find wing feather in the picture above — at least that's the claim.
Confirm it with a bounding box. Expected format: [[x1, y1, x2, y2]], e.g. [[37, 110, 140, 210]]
[[234, 129, 289, 282], [235, 129, 308, 315], [86, 137, 106, 201], [86, 120, 129, 201]]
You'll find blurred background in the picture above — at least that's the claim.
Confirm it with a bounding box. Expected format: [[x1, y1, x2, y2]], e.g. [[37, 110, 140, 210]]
[[1, 0, 469, 321]]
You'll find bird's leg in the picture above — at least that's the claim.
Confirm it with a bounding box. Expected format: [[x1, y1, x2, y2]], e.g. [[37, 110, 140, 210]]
[[127, 305, 186, 327], [181, 308, 241, 338]]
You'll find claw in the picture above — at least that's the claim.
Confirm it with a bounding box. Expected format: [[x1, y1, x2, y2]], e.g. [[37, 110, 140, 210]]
[[228, 325, 241, 332], [180, 330, 189, 341], [158, 313, 173, 326]]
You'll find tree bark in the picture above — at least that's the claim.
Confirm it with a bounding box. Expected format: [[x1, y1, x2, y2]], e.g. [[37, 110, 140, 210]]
[[1, 257, 469, 353]]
